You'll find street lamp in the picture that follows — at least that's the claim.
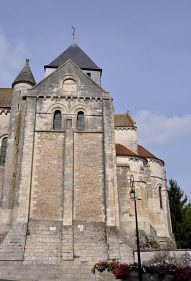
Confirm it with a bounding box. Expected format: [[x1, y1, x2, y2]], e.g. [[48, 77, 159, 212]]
[[129, 174, 142, 281]]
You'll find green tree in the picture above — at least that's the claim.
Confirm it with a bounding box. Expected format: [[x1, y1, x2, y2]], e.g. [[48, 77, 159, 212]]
[[168, 179, 191, 248]]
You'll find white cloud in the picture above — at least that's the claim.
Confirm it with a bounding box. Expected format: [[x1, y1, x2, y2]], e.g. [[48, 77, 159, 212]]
[[135, 110, 191, 145], [0, 30, 28, 86]]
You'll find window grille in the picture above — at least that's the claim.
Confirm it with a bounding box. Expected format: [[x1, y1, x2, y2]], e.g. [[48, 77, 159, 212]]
[[0, 137, 8, 166], [53, 110, 62, 130], [77, 111, 84, 131]]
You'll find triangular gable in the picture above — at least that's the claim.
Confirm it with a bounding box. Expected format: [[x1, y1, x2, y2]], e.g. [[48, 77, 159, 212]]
[[32, 59, 106, 98]]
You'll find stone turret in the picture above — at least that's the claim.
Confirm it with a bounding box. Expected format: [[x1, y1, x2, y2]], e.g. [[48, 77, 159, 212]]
[[0, 59, 36, 233], [12, 59, 36, 90]]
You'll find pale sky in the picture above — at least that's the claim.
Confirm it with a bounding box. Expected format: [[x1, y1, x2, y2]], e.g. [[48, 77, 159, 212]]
[[0, 0, 191, 199]]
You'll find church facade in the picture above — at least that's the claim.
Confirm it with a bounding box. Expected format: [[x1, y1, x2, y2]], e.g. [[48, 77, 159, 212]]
[[0, 44, 175, 265]]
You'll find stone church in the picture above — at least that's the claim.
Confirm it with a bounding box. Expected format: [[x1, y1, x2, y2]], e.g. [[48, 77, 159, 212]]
[[0, 43, 175, 278]]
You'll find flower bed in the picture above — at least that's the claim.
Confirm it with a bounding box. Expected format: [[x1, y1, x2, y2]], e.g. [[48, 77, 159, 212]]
[[92, 260, 191, 280]]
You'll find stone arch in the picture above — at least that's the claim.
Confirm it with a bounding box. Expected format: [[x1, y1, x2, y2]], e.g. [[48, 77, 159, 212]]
[[47, 103, 68, 114], [70, 104, 91, 115]]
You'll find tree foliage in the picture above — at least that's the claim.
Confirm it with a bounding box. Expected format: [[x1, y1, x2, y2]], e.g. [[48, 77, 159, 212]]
[[168, 179, 191, 249]]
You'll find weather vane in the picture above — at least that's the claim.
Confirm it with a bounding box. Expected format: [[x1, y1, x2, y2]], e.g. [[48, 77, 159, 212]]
[[72, 26, 76, 41]]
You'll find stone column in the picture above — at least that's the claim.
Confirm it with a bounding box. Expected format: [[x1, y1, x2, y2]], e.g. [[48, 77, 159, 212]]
[[16, 97, 36, 223], [0, 96, 36, 261], [1, 89, 23, 230], [102, 93, 120, 259], [62, 118, 74, 260], [102, 94, 119, 227]]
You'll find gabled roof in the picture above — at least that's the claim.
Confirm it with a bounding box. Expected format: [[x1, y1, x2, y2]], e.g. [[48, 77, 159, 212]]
[[116, 143, 164, 165], [0, 88, 12, 107], [138, 145, 164, 165], [45, 43, 102, 71], [138, 145, 157, 158], [114, 114, 136, 127], [33, 59, 105, 95], [12, 59, 36, 88], [116, 144, 138, 157]]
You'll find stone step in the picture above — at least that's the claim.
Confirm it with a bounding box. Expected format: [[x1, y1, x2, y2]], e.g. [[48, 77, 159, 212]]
[[24, 222, 62, 264], [0, 224, 27, 261], [0, 263, 96, 281]]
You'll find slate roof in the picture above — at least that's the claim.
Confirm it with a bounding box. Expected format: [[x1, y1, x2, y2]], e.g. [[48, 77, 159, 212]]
[[45, 43, 102, 71], [114, 114, 136, 127], [12, 59, 36, 88], [0, 88, 12, 107]]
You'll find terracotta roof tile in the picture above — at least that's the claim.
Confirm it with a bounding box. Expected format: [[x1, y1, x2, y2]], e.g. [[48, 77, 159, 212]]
[[114, 114, 135, 127], [137, 145, 157, 158], [116, 144, 138, 157], [138, 144, 164, 165], [0, 88, 12, 107]]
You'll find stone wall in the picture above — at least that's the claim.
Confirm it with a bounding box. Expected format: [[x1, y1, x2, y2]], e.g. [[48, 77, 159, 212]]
[[30, 132, 64, 220], [115, 127, 137, 153], [74, 221, 108, 265], [24, 219, 62, 264], [0, 111, 10, 138], [135, 250, 191, 265], [74, 133, 105, 222]]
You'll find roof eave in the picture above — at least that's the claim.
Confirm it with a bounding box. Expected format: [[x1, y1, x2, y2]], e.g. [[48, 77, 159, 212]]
[[44, 65, 102, 73], [116, 154, 148, 164], [147, 157, 165, 166], [115, 125, 135, 128], [12, 80, 36, 88]]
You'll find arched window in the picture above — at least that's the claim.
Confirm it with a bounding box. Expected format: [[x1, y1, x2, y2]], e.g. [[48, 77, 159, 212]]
[[77, 111, 84, 131], [159, 186, 163, 209], [53, 110, 62, 130], [0, 137, 8, 166]]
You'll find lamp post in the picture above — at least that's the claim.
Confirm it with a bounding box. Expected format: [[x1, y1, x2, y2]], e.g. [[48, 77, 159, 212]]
[[129, 174, 142, 281]]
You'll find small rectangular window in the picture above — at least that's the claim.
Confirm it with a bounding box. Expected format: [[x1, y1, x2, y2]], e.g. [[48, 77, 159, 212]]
[[159, 186, 163, 209], [87, 72, 91, 77]]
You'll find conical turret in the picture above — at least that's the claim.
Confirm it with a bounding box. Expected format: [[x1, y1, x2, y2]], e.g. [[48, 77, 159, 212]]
[[12, 59, 36, 88]]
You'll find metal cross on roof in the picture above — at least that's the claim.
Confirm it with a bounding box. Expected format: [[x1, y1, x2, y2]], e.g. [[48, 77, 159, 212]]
[[72, 26, 76, 40]]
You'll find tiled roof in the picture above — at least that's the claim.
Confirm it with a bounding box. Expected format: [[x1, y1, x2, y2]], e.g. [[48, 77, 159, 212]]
[[12, 59, 36, 88], [114, 114, 135, 127], [137, 145, 157, 158], [45, 43, 102, 71], [116, 144, 138, 157], [138, 145, 164, 164], [0, 88, 12, 107], [116, 143, 163, 165]]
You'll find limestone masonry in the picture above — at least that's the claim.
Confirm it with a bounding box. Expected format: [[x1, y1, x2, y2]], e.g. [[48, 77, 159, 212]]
[[0, 43, 175, 279]]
